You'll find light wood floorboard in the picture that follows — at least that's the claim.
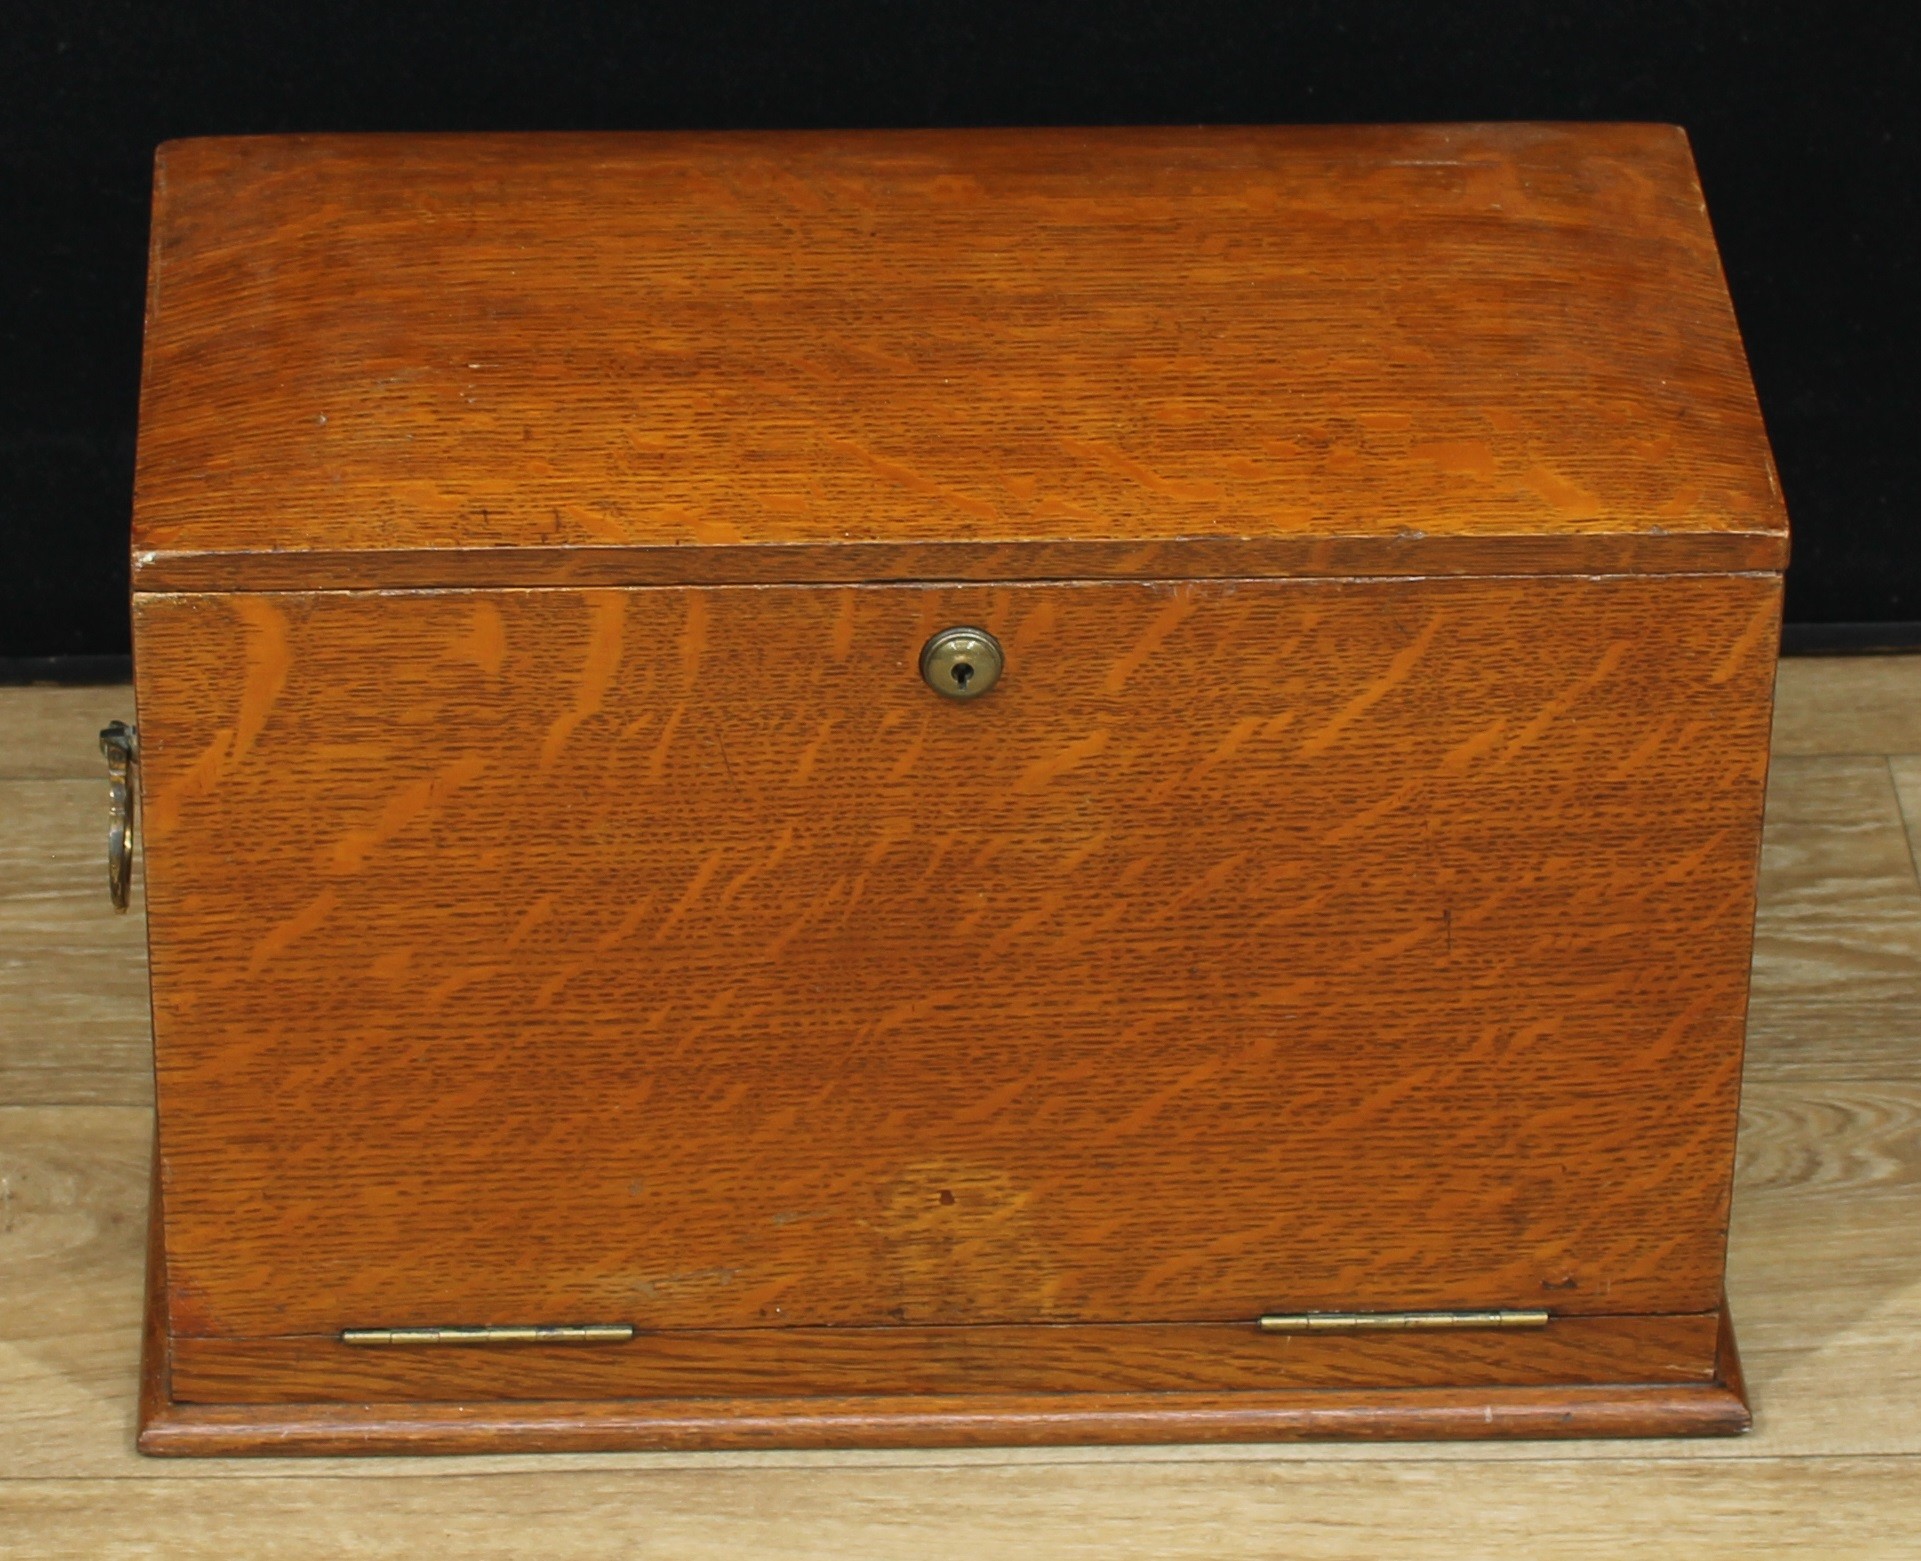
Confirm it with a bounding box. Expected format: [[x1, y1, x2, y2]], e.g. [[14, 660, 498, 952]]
[[1773, 654, 1921, 756], [0, 685, 136, 781], [6, 1458, 1921, 1561], [1747, 756, 1921, 1080], [3, 664, 1920, 1553], [0, 782, 150, 1104]]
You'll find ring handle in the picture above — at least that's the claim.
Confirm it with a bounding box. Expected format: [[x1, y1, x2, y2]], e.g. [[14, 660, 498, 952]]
[[100, 721, 138, 912]]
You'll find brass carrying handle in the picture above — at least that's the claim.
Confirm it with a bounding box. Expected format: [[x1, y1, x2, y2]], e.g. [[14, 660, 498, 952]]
[[100, 721, 138, 912]]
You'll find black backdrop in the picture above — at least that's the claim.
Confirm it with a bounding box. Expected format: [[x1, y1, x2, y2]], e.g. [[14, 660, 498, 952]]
[[3, 1, 1915, 660]]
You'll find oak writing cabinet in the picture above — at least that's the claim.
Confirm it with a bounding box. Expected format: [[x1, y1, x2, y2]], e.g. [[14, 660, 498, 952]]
[[125, 126, 1784, 1453]]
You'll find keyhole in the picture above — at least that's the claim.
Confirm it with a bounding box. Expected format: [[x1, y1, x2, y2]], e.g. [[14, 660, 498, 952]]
[[921, 627, 1003, 700]]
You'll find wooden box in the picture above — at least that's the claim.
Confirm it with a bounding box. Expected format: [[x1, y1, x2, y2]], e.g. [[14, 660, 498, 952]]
[[127, 125, 1785, 1455]]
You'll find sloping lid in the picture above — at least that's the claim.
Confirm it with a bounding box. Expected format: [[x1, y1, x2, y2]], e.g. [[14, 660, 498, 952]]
[[132, 125, 1787, 591]]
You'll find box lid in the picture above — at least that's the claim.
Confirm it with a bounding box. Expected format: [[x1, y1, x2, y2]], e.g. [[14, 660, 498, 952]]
[[131, 125, 1787, 592]]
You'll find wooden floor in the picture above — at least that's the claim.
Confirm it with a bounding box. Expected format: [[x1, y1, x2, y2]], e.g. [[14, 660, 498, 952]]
[[3, 659, 1921, 1557]]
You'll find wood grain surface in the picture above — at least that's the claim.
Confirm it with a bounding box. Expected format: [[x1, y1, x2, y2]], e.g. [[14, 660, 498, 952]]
[[12, 1459, 1921, 1561], [130, 125, 1786, 591], [166, 1313, 1722, 1405], [1771, 656, 1921, 757], [139, 1248, 1749, 1454], [11, 1077, 1921, 1473], [0, 783, 151, 1105], [12, 660, 1921, 1553], [3, 1075, 1921, 1474], [1746, 757, 1921, 1081], [12, 663, 1876, 1112], [134, 573, 1776, 1360], [0, 685, 136, 780], [118, 121, 1790, 1451], [137, 1379, 1753, 1458]]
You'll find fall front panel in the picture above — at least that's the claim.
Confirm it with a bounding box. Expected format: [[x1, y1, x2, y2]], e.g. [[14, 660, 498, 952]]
[[134, 574, 1777, 1338]]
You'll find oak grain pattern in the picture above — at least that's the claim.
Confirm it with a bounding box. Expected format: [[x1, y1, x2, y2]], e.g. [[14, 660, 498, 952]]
[[16, 676, 1891, 1110], [166, 1313, 1722, 1406], [142, 1195, 1749, 1454], [135, 573, 1777, 1345], [130, 125, 1786, 591], [27, 662, 1921, 1543], [6, 1076, 1921, 1475], [122, 121, 1791, 1449]]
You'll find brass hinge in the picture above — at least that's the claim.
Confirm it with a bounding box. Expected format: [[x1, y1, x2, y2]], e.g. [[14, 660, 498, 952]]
[[1259, 1309, 1550, 1333], [341, 1325, 635, 1345]]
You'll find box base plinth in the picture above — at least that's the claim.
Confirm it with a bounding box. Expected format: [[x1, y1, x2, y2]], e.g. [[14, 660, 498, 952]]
[[140, 1379, 1753, 1458], [138, 1191, 1750, 1456]]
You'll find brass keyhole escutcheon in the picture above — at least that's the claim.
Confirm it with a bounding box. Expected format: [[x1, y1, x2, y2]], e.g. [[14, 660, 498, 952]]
[[921, 627, 1004, 701]]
